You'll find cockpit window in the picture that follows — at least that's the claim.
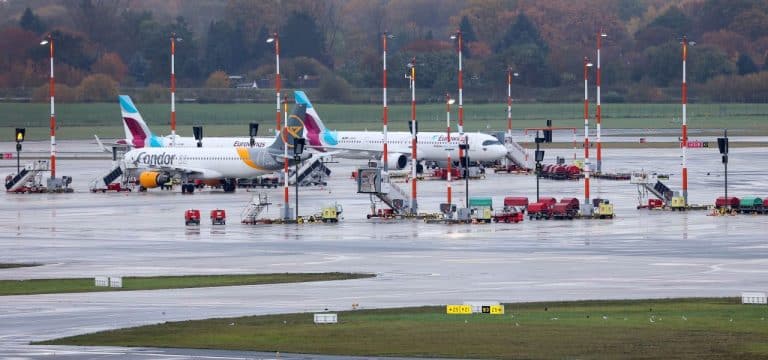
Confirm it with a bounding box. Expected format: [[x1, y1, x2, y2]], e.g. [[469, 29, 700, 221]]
[[482, 140, 501, 146]]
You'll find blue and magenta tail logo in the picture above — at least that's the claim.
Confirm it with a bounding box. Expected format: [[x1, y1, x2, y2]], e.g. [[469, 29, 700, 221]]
[[295, 90, 337, 149], [120, 95, 163, 148]]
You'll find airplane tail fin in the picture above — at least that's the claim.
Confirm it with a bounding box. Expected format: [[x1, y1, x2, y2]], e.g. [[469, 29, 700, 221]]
[[294, 90, 336, 147], [119, 95, 154, 148], [269, 102, 307, 153]]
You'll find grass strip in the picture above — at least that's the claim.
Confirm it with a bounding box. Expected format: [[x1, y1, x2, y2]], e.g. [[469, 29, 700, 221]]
[[0, 272, 374, 296], [38, 297, 768, 359]]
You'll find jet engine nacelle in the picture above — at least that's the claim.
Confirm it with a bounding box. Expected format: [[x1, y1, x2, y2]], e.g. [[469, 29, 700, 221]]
[[384, 153, 409, 170], [138, 171, 171, 188]]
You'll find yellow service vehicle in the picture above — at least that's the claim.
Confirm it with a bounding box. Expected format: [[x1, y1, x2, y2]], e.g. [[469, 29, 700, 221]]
[[669, 196, 686, 211], [594, 199, 615, 219]]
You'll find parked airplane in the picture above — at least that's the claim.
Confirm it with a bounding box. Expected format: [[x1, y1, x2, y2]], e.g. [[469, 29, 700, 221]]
[[118, 95, 274, 149], [123, 102, 308, 193], [295, 90, 508, 169]]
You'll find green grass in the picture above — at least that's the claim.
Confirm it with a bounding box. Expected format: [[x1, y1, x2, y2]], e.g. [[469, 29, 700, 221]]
[[0, 272, 374, 296], [0, 263, 41, 269], [38, 298, 768, 359], [3, 102, 768, 140]]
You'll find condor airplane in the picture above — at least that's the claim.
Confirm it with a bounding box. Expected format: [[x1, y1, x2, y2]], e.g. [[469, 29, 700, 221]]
[[123, 102, 307, 193], [118, 95, 275, 149], [294, 91, 508, 169]]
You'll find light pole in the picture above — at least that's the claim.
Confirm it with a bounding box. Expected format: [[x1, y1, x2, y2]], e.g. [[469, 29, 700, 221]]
[[406, 58, 418, 215], [382, 32, 394, 175], [506, 67, 519, 142], [596, 30, 607, 173], [294, 138, 305, 221], [460, 142, 469, 207], [445, 94, 455, 207], [450, 30, 465, 167], [583, 57, 594, 213], [535, 132, 545, 202], [681, 36, 695, 206], [170, 32, 182, 146], [40, 34, 55, 179], [718, 129, 729, 208], [267, 33, 281, 135]]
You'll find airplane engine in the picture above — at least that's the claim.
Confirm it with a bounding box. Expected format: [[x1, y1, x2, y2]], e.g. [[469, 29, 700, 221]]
[[138, 171, 171, 188], [384, 153, 409, 170]]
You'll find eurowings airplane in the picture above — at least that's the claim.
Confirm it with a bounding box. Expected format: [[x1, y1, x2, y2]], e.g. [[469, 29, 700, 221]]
[[118, 95, 275, 149], [123, 102, 308, 193], [294, 91, 508, 169]]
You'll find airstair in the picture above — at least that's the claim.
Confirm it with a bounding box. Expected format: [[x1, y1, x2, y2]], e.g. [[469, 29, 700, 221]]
[[5, 160, 48, 192], [241, 193, 272, 224], [374, 181, 411, 215], [631, 172, 674, 206], [504, 137, 532, 170], [89, 163, 125, 191], [289, 158, 331, 186]]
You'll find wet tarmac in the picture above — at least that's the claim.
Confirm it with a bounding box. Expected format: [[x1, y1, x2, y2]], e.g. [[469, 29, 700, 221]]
[[1, 141, 768, 359]]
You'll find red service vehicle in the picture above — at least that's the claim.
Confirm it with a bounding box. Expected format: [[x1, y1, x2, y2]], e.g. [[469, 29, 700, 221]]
[[91, 183, 131, 193], [504, 196, 529, 212], [552, 203, 577, 220], [527, 202, 553, 220], [210, 209, 226, 225], [538, 197, 557, 207], [559, 197, 580, 209], [185, 209, 201, 226], [492, 206, 524, 223], [648, 198, 664, 208], [715, 197, 739, 209]]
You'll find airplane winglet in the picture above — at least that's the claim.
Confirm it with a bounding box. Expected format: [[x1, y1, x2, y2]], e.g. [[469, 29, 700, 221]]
[[94, 135, 110, 153]]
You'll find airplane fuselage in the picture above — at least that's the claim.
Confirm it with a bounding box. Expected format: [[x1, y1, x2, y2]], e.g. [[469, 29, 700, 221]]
[[124, 146, 288, 180]]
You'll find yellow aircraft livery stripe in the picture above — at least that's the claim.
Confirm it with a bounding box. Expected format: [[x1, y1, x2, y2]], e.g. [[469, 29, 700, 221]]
[[236, 147, 266, 170]]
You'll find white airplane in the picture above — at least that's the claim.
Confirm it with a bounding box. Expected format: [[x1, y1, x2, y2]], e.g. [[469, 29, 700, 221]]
[[117, 95, 274, 149], [123, 102, 308, 194], [295, 91, 508, 169]]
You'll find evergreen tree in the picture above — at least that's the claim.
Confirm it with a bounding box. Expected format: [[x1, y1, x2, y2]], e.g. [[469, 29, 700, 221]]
[[281, 12, 326, 63], [128, 52, 149, 85], [19, 7, 45, 34], [737, 53, 758, 75], [459, 16, 476, 42]]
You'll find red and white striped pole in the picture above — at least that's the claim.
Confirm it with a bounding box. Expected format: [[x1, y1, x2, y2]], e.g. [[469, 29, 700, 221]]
[[170, 33, 180, 146], [583, 57, 593, 207], [267, 33, 281, 134], [382, 32, 390, 173], [446, 93, 453, 207], [506, 68, 516, 141], [408, 58, 418, 215], [451, 31, 465, 164], [41, 34, 55, 178], [681, 36, 690, 206], [596, 30, 606, 173]]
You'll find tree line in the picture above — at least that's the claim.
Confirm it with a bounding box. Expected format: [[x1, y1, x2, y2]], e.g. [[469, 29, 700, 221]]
[[0, 0, 767, 102]]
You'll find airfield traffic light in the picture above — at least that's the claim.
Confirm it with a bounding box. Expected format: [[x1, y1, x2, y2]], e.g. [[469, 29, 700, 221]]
[[193, 126, 203, 147], [543, 120, 553, 143], [15, 128, 25, 143], [15, 127, 25, 176], [249, 123, 259, 147]]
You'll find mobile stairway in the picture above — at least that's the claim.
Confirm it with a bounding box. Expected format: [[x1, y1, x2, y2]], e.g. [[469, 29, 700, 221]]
[[504, 137, 532, 170], [241, 193, 272, 224], [493, 133, 531, 171], [288, 158, 331, 186], [89, 162, 126, 191], [374, 181, 411, 215], [631, 172, 673, 206], [5, 160, 48, 192]]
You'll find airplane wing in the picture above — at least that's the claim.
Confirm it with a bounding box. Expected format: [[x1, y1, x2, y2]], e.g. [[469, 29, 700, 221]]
[[94, 135, 131, 153]]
